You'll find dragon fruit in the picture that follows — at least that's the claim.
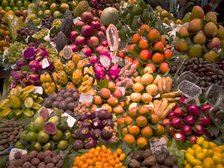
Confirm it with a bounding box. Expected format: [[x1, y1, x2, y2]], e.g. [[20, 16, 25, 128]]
[[29, 60, 42, 72], [94, 63, 106, 80], [23, 47, 37, 60], [108, 64, 120, 80]]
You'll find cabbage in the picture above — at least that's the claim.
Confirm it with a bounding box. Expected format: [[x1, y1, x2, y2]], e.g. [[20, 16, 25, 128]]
[[94, 64, 106, 80], [108, 64, 120, 80]]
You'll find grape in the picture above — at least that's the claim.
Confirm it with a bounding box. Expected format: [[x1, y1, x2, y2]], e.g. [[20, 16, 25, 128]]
[[6, 42, 27, 64], [41, 16, 54, 29]]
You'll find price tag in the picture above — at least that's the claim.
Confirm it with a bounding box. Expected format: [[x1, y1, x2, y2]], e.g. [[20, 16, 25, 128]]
[[150, 137, 167, 153], [62, 113, 76, 128], [73, 17, 81, 24], [95, 108, 103, 111], [79, 93, 93, 103], [116, 87, 125, 96], [9, 148, 27, 160], [34, 86, 43, 95], [41, 58, 50, 69], [154, 93, 160, 99], [47, 108, 53, 115]]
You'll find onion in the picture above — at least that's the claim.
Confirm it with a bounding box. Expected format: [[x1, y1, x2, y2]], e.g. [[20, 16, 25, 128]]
[[171, 117, 182, 128], [184, 114, 195, 125], [173, 106, 184, 117], [172, 132, 186, 141], [189, 135, 197, 144], [181, 124, 192, 136], [179, 97, 187, 104], [167, 111, 175, 118], [186, 104, 200, 117]]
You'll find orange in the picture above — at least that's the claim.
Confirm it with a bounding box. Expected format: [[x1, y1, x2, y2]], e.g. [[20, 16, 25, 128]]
[[93, 95, 103, 105], [138, 38, 149, 49], [161, 35, 166, 45], [155, 124, 165, 136], [132, 33, 141, 43], [139, 49, 151, 61], [152, 52, 164, 64], [133, 59, 140, 68], [145, 63, 156, 72], [138, 106, 149, 115], [153, 41, 164, 52], [141, 126, 153, 138], [117, 117, 125, 125], [123, 134, 135, 144], [129, 44, 136, 52], [137, 137, 149, 149], [160, 62, 170, 74], [150, 113, 159, 124], [122, 127, 128, 136], [139, 24, 150, 35], [136, 116, 148, 127], [129, 107, 138, 118], [124, 56, 133, 63], [128, 125, 141, 137], [124, 116, 133, 125], [148, 29, 160, 41], [164, 49, 172, 60]]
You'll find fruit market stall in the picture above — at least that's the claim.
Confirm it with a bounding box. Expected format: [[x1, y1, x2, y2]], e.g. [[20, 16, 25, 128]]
[[0, 0, 224, 168]]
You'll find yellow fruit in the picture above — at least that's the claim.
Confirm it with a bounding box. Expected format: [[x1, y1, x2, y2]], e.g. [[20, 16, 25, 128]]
[[140, 73, 154, 85], [196, 137, 205, 145], [186, 153, 201, 166], [216, 164, 224, 168], [203, 158, 214, 168], [185, 164, 192, 168], [10, 95, 21, 109], [184, 159, 188, 165], [146, 84, 158, 96], [212, 154, 222, 164], [187, 148, 195, 155], [195, 152, 205, 161], [194, 166, 203, 168], [202, 141, 210, 149], [214, 152, 222, 159], [134, 76, 141, 83], [209, 142, 217, 148], [192, 144, 201, 151], [132, 82, 144, 93], [141, 93, 152, 103], [130, 93, 142, 102], [206, 149, 214, 157], [202, 148, 208, 154], [214, 147, 222, 153]]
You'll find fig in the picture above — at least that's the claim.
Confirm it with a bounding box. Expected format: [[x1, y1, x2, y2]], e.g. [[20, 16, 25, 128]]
[[43, 122, 57, 135], [39, 108, 49, 121], [92, 118, 103, 129]]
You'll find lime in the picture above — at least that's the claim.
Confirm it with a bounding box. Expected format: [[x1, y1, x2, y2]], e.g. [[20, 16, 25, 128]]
[[37, 130, 50, 144], [26, 131, 37, 142], [34, 142, 42, 152], [64, 131, 72, 140], [57, 140, 68, 150], [52, 129, 63, 141]]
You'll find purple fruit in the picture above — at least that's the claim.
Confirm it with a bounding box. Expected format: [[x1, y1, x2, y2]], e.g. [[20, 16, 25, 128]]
[[101, 40, 108, 47], [69, 31, 79, 41], [90, 55, 98, 64], [91, 129, 102, 139], [92, 118, 103, 129], [97, 31, 106, 41], [39, 108, 49, 121], [96, 109, 112, 120], [73, 139, 84, 150], [172, 132, 186, 141], [173, 106, 184, 117], [75, 35, 86, 46], [78, 127, 91, 140], [101, 126, 113, 140], [43, 122, 57, 135], [81, 25, 94, 37], [81, 12, 94, 23], [184, 114, 195, 125], [200, 104, 212, 114], [187, 104, 200, 117], [84, 137, 97, 149], [189, 135, 197, 144], [171, 117, 182, 128], [200, 116, 211, 126], [168, 111, 175, 118], [107, 136, 119, 144], [81, 47, 92, 57], [195, 124, 205, 135], [181, 124, 192, 136], [102, 119, 114, 127], [81, 119, 92, 128], [90, 20, 101, 30], [69, 44, 78, 52], [74, 20, 85, 28], [86, 112, 95, 120]]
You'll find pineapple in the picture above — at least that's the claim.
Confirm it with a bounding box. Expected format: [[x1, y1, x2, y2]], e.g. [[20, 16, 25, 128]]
[[65, 60, 75, 75], [72, 69, 83, 85], [54, 59, 64, 71], [56, 70, 68, 86]]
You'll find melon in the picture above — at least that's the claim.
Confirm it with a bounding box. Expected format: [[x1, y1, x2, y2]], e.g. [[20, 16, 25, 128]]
[[100, 7, 119, 26]]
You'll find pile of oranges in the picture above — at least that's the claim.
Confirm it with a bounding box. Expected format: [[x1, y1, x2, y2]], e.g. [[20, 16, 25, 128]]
[[73, 145, 126, 168], [129, 24, 172, 74], [117, 106, 165, 149]]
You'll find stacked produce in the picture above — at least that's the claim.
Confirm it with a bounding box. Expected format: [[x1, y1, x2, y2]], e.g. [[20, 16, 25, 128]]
[[0, 18, 11, 55], [0, 119, 24, 151], [89, 0, 120, 10], [8, 150, 63, 168], [0, 85, 42, 118], [74, 102, 92, 116], [184, 137, 224, 168], [128, 148, 181, 168], [43, 88, 80, 116], [73, 145, 126, 168], [167, 102, 212, 142], [92, 85, 125, 115], [72, 109, 118, 150], [17, 108, 73, 151], [40, 72, 57, 95], [175, 6, 224, 62]]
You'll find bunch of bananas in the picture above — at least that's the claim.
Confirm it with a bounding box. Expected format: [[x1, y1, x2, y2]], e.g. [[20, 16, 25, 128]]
[[40, 72, 57, 95]]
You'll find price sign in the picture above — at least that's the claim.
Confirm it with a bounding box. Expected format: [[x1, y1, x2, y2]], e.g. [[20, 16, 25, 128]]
[[150, 137, 167, 153], [34, 86, 43, 95], [79, 93, 93, 103], [62, 113, 76, 128], [41, 58, 50, 69], [9, 148, 27, 160]]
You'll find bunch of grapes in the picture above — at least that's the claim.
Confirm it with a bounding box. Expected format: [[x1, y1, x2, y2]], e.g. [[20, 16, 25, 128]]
[[6, 42, 27, 64], [41, 16, 54, 29], [17, 27, 35, 40], [32, 28, 49, 40]]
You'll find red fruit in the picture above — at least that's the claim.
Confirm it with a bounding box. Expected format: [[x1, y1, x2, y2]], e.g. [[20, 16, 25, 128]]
[[153, 41, 164, 51], [87, 36, 100, 48], [139, 49, 151, 61]]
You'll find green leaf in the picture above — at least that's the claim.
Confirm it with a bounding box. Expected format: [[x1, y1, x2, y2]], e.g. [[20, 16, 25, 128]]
[[21, 65, 30, 71], [98, 80, 109, 89], [62, 152, 81, 168]]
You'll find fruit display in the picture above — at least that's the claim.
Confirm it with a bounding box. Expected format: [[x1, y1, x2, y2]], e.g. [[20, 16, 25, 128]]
[[1, 0, 224, 168], [73, 145, 126, 168], [175, 6, 224, 62], [0, 119, 24, 151], [128, 148, 181, 168], [72, 109, 118, 150], [167, 102, 212, 142], [184, 137, 224, 168], [0, 85, 43, 118], [8, 150, 63, 168], [17, 108, 73, 151], [43, 88, 80, 116]]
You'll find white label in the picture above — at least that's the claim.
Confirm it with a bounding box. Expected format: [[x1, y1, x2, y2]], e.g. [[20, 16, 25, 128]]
[[154, 93, 161, 99], [9, 148, 27, 160], [34, 86, 43, 95], [79, 93, 93, 103], [41, 58, 50, 69], [150, 137, 167, 153], [73, 17, 81, 24], [100, 55, 111, 69], [47, 108, 53, 115], [116, 87, 125, 96], [95, 108, 103, 111], [62, 113, 76, 128]]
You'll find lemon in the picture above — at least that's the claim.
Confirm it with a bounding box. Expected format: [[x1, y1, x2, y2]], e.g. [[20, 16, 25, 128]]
[[192, 144, 201, 151], [206, 149, 214, 157], [214, 147, 222, 153], [185, 164, 192, 168], [202, 148, 208, 154], [209, 142, 218, 148], [190, 159, 201, 166], [194, 166, 203, 168], [203, 158, 215, 168], [197, 137, 205, 145], [187, 148, 195, 155], [196, 152, 205, 161], [184, 159, 188, 165], [202, 141, 210, 149], [212, 155, 222, 164], [214, 152, 222, 158], [216, 164, 224, 168]]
